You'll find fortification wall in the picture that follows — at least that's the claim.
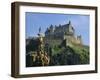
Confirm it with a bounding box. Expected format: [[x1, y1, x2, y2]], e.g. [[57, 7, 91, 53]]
[[44, 38, 62, 47]]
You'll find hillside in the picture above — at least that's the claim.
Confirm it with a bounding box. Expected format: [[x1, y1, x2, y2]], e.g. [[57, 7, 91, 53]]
[[49, 44, 89, 65], [26, 38, 89, 67]]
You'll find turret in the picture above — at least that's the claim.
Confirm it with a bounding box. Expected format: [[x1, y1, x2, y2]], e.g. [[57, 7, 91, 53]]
[[66, 21, 75, 36], [49, 24, 54, 32], [45, 28, 49, 36], [77, 35, 82, 44]]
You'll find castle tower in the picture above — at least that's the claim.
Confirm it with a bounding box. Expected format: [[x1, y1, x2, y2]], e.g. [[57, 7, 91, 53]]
[[45, 28, 49, 36], [49, 24, 54, 33], [77, 35, 82, 44], [67, 21, 75, 36], [45, 25, 55, 36]]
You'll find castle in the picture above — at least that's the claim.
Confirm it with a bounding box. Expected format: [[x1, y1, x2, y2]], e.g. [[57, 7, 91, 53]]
[[44, 21, 82, 47]]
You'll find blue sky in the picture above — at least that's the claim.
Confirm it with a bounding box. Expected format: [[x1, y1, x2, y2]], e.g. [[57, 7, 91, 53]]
[[25, 12, 90, 45]]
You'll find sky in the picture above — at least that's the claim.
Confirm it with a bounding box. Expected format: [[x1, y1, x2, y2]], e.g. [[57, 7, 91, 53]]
[[25, 12, 90, 45]]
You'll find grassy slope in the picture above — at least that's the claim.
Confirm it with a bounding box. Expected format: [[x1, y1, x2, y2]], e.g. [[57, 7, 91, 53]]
[[50, 44, 89, 65]]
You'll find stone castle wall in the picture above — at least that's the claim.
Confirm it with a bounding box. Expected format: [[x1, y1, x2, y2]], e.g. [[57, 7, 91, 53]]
[[44, 37, 62, 47], [44, 21, 82, 47]]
